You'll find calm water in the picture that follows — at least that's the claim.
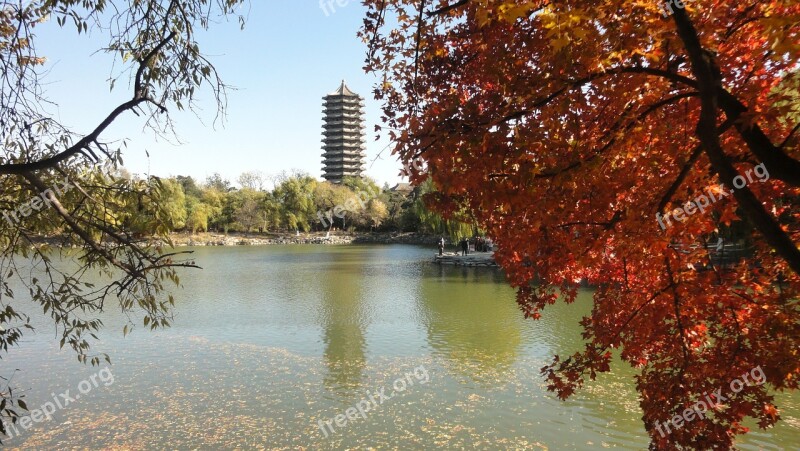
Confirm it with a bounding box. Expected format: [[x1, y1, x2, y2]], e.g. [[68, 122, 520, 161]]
[[4, 245, 799, 449]]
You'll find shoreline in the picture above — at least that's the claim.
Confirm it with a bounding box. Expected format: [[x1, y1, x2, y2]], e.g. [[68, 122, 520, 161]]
[[168, 231, 442, 247]]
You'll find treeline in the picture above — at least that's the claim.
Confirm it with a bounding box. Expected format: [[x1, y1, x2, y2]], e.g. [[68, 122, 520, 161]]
[[146, 170, 472, 236]]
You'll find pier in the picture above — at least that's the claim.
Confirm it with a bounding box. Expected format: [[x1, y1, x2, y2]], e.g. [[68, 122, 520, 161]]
[[433, 252, 498, 267]]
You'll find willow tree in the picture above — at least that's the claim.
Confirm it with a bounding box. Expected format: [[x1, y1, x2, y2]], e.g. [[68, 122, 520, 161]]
[[0, 0, 244, 434], [411, 179, 476, 241], [363, 0, 799, 448]]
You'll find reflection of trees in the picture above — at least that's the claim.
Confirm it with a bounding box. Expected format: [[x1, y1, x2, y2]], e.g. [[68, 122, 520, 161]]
[[417, 267, 523, 384], [318, 250, 368, 396]]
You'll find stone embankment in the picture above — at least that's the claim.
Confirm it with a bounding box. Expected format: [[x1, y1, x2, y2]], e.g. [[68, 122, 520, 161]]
[[169, 232, 440, 247], [171, 233, 353, 246], [433, 252, 499, 267], [351, 232, 440, 245]]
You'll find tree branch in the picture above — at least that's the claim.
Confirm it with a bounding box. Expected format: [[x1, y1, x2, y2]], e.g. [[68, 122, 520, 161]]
[[671, 7, 800, 275], [428, 0, 469, 17], [657, 116, 737, 213], [0, 32, 177, 176], [716, 89, 800, 186]]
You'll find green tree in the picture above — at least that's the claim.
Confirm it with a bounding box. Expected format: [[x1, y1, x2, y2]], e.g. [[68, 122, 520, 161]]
[[0, 0, 245, 434], [260, 191, 282, 231], [185, 196, 214, 233], [200, 187, 226, 232], [205, 172, 233, 193], [313, 181, 352, 230], [342, 175, 381, 199], [272, 174, 318, 232], [382, 189, 413, 231], [237, 171, 266, 191], [176, 175, 203, 199], [411, 180, 475, 240], [156, 178, 187, 230], [363, 198, 389, 229], [233, 188, 264, 234]]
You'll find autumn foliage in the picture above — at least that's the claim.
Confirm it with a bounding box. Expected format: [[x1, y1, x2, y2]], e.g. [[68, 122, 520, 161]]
[[362, 0, 800, 448]]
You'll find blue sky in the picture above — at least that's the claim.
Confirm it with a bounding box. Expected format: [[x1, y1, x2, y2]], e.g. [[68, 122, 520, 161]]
[[36, 1, 401, 188]]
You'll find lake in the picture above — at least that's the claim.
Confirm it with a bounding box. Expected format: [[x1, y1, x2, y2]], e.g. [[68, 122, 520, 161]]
[[4, 245, 799, 449]]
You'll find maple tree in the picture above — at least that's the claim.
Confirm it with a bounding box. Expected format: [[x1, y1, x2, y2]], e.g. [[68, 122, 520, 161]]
[[361, 0, 800, 448]]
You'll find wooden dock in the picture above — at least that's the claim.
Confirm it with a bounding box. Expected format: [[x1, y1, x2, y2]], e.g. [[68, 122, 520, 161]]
[[433, 252, 499, 267]]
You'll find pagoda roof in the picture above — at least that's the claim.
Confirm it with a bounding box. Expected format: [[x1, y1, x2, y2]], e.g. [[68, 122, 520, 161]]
[[391, 183, 414, 193], [327, 80, 360, 97]]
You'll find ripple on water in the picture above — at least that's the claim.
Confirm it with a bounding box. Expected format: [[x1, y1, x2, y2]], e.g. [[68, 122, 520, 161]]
[[5, 337, 640, 450], [6, 246, 799, 449]]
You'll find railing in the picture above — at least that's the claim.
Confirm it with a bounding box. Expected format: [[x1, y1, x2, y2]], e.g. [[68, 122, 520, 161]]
[[669, 241, 754, 269]]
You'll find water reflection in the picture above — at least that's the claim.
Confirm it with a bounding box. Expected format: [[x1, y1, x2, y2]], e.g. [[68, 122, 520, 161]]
[[416, 265, 524, 384], [3, 245, 797, 449], [318, 250, 368, 397]]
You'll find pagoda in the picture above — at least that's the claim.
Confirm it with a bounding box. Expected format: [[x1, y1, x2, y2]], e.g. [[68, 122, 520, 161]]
[[321, 80, 366, 184]]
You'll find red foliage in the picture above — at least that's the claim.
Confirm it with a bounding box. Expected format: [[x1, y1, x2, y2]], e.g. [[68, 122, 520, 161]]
[[362, 0, 800, 448]]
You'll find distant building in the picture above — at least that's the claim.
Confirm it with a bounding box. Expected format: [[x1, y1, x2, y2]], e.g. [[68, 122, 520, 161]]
[[390, 183, 414, 195], [321, 80, 366, 184]]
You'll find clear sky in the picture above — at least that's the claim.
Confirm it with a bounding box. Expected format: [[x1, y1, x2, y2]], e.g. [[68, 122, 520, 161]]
[[35, 1, 402, 189]]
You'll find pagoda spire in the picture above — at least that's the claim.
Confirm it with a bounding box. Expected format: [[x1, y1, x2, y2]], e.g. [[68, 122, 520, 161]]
[[329, 79, 358, 97]]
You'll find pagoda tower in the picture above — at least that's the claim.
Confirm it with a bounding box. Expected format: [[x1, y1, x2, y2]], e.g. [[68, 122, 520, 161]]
[[321, 80, 366, 184]]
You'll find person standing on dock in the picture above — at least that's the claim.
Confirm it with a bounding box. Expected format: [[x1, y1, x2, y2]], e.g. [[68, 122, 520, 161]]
[[438, 237, 445, 256], [460, 238, 468, 256]]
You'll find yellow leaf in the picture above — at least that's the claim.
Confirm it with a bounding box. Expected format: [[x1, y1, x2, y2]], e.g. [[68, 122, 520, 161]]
[[498, 3, 533, 23], [551, 34, 571, 52]]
